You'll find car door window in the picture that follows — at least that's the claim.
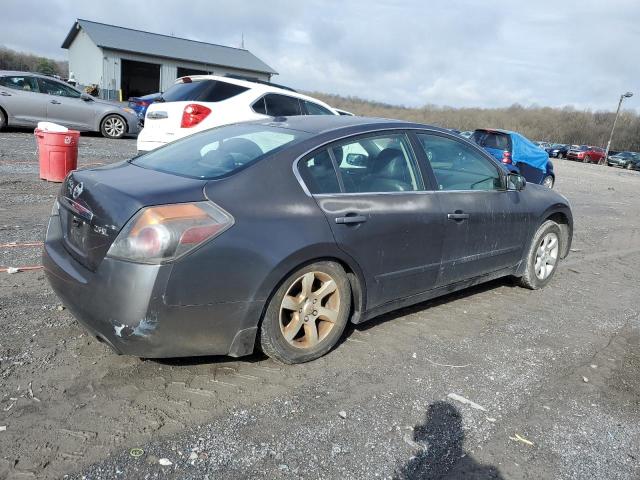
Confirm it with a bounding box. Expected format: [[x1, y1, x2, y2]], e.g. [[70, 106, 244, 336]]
[[417, 134, 502, 191], [37, 78, 81, 98], [331, 134, 422, 193], [302, 100, 333, 115], [298, 151, 340, 194], [263, 94, 303, 116], [0, 75, 39, 92]]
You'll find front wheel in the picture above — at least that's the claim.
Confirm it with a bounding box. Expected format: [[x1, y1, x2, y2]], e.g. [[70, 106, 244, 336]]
[[626, 163, 633, 170], [517, 220, 562, 290], [542, 175, 554, 188], [583, 155, 591, 163], [0, 109, 6, 131], [557, 153, 564, 159], [100, 114, 126, 139], [259, 261, 351, 364]]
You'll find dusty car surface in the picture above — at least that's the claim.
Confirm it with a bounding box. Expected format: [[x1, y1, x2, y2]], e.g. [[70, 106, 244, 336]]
[[43, 116, 573, 364]]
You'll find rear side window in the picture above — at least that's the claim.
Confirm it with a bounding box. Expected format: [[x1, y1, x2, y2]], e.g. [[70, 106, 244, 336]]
[[298, 151, 340, 194], [302, 100, 334, 115], [161, 80, 248, 102], [262, 94, 303, 116], [133, 124, 309, 179], [0, 75, 38, 92]]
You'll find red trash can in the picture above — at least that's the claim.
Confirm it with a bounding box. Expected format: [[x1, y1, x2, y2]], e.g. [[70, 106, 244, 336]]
[[34, 128, 80, 182]]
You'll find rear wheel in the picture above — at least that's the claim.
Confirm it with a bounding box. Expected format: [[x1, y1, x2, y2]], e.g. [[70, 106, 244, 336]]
[[583, 155, 591, 163], [260, 261, 351, 364], [542, 175, 554, 188], [517, 220, 562, 290], [557, 152, 564, 159], [100, 114, 126, 139], [0, 109, 6, 131]]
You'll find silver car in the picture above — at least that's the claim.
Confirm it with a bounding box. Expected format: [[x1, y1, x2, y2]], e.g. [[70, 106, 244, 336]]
[[0, 71, 140, 139]]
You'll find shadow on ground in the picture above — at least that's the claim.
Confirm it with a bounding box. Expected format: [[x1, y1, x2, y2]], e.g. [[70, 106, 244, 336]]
[[395, 401, 504, 480]]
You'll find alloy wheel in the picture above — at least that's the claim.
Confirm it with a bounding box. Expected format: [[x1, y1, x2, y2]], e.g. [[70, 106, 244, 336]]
[[104, 116, 125, 138], [534, 232, 559, 280], [279, 271, 340, 349], [543, 176, 554, 188]]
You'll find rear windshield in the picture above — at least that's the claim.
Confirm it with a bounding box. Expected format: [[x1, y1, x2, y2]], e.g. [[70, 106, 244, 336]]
[[132, 123, 310, 179], [160, 80, 249, 103], [471, 131, 511, 151]]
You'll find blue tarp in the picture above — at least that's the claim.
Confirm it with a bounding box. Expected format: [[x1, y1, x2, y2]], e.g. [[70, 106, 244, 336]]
[[510, 132, 549, 172]]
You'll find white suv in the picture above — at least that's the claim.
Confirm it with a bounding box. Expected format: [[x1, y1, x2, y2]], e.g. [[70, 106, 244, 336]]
[[137, 75, 338, 152]]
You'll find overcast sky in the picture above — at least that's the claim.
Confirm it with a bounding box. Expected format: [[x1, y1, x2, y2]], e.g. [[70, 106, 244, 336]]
[[2, 0, 639, 110]]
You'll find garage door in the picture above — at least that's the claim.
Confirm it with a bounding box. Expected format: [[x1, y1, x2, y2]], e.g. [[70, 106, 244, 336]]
[[121, 59, 160, 99]]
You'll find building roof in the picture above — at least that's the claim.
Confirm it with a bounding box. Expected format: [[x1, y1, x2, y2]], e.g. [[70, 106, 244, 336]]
[[62, 19, 277, 75]]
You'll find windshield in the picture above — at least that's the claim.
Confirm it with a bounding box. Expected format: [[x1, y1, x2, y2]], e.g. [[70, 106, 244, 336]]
[[132, 123, 310, 179]]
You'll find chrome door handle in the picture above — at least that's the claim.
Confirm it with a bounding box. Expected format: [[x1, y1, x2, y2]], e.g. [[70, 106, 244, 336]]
[[50, 100, 62, 104], [335, 215, 367, 224], [447, 212, 469, 221]]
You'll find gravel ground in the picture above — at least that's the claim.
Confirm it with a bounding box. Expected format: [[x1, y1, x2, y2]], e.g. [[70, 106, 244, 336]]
[[0, 129, 639, 480]]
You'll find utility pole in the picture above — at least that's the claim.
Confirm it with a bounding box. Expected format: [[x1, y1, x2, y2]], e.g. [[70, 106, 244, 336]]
[[602, 91, 633, 165]]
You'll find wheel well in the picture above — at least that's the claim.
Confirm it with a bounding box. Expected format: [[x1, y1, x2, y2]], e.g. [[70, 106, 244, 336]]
[[546, 212, 571, 258], [257, 256, 366, 334]]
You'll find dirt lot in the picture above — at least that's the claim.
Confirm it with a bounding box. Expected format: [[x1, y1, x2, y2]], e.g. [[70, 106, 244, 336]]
[[0, 129, 639, 479]]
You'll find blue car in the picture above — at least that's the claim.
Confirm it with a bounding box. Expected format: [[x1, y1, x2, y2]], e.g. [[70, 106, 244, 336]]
[[127, 92, 162, 124], [471, 129, 555, 188]]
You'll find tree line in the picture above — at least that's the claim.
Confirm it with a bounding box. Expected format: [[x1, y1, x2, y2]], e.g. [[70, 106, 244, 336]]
[[310, 92, 640, 152], [0, 46, 68, 79]]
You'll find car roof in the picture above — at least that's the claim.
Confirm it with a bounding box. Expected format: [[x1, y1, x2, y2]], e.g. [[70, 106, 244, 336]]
[[250, 115, 449, 136], [0, 70, 58, 79], [172, 74, 338, 112]]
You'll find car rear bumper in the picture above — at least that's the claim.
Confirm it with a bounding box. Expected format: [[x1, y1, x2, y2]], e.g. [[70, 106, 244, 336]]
[[43, 214, 261, 358]]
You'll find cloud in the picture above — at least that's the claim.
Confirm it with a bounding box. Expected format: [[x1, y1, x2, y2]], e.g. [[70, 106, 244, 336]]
[[1, 0, 638, 110]]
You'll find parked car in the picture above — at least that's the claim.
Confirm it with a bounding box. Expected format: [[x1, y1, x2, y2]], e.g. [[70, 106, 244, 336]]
[[128, 92, 162, 124], [546, 143, 569, 159], [44, 116, 573, 364], [0, 70, 140, 138], [471, 129, 555, 188], [606, 151, 640, 169], [137, 75, 339, 152], [567, 145, 605, 163]]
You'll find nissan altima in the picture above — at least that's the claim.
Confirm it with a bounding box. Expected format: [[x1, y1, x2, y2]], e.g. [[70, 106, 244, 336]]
[[44, 116, 573, 364]]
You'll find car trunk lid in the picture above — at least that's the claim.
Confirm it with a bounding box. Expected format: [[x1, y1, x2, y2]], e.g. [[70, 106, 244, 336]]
[[57, 162, 207, 271]]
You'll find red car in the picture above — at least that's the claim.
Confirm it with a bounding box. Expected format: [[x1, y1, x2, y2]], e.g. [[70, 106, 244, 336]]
[[567, 145, 605, 163]]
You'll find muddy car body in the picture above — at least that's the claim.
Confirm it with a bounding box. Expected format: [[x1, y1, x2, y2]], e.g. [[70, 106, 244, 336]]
[[44, 116, 573, 363]]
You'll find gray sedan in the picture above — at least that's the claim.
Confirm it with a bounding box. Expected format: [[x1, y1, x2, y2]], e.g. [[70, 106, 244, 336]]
[[0, 70, 140, 138]]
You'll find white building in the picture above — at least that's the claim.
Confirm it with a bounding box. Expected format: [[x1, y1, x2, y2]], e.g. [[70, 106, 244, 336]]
[[62, 19, 278, 100]]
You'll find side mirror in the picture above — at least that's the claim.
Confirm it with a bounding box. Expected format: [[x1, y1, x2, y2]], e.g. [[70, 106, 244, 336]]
[[507, 173, 526, 191], [80, 93, 93, 101], [346, 153, 367, 167]]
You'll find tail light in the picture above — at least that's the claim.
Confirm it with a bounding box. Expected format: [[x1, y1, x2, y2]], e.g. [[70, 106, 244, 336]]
[[107, 202, 233, 264], [502, 151, 512, 164], [181, 104, 211, 128], [136, 100, 151, 107]]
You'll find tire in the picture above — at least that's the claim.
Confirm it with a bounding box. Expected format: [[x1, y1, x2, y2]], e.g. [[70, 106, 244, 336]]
[[583, 155, 591, 163], [517, 220, 562, 290], [626, 163, 633, 170], [557, 153, 564, 159], [259, 261, 351, 364], [0, 108, 6, 131], [542, 175, 554, 188], [100, 114, 127, 139]]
